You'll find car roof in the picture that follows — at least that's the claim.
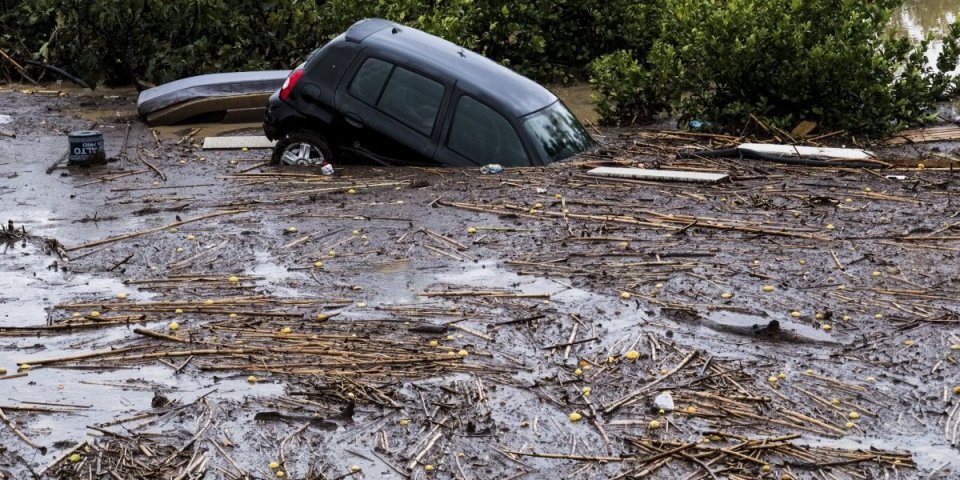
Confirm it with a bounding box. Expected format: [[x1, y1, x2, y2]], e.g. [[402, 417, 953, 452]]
[[347, 18, 557, 117]]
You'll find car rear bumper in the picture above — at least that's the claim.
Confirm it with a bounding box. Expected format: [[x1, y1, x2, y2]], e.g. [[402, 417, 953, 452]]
[[263, 91, 304, 140]]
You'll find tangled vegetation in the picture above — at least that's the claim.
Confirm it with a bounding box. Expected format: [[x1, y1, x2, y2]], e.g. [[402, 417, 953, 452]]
[[0, 0, 958, 135]]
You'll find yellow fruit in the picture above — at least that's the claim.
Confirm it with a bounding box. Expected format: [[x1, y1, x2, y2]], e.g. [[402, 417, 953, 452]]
[[328, 250, 336, 257], [350, 465, 361, 473], [352, 229, 360, 236], [0, 368, 6, 376], [864, 187, 872, 192], [830, 398, 841, 405], [648, 420, 661, 429], [229, 313, 238, 318], [951, 344, 960, 351], [278, 327, 292, 334], [204, 299, 214, 305], [466, 227, 478, 235], [875, 313, 883, 319], [686, 406, 697, 414], [276, 471, 284, 478], [313, 261, 323, 268], [569, 412, 582, 422], [457, 349, 469, 357], [555, 193, 562, 199], [90, 311, 101, 318], [269, 461, 280, 469], [815, 313, 824, 320], [241, 147, 249, 152], [186, 235, 195, 240], [845, 421, 855, 429], [825, 224, 835, 230], [720, 292, 733, 299], [790, 311, 801, 318], [18, 364, 30, 371], [168, 322, 180, 331], [429, 340, 439, 347], [445, 335, 454, 341], [952, 386, 960, 395], [762, 285, 775, 292], [248, 376, 258, 383], [799, 259, 806, 265], [534, 203, 543, 209], [904, 339, 914, 346], [116, 293, 127, 300], [917, 163, 925, 169], [625, 350, 640, 360], [866, 376, 876, 382], [424, 465, 434, 472], [228, 275, 239, 284], [175, 247, 184, 253], [872, 271, 881, 277], [842, 315, 851, 321], [768, 376, 779, 383], [821, 324, 832, 331], [660, 368, 669, 375], [175, 308, 183, 314], [347, 188, 357, 194], [619, 291, 631, 300], [778, 372, 786, 379], [573, 368, 583, 376], [287, 226, 298, 233], [69, 454, 81, 463], [399, 419, 410, 426], [654, 283, 663, 289], [848, 411, 860, 419], [169, 228, 178, 233], [582, 387, 592, 397]]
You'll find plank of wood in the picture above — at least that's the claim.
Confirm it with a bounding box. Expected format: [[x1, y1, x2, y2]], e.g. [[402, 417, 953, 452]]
[[886, 125, 960, 145], [587, 167, 729, 184], [201, 136, 276, 150], [738, 143, 874, 160]]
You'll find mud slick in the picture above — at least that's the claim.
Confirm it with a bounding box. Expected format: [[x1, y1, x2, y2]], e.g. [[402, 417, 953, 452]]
[[1, 86, 959, 479]]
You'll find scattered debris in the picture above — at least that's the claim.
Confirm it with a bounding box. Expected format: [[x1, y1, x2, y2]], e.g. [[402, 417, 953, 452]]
[[587, 166, 729, 183], [201, 135, 276, 150]]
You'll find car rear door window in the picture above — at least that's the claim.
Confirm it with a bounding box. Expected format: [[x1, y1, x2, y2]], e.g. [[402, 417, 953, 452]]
[[349, 58, 393, 105], [447, 96, 528, 165], [378, 67, 445, 135]]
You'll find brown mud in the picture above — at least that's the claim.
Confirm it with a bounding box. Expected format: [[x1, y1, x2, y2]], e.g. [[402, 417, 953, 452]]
[[1, 86, 959, 479]]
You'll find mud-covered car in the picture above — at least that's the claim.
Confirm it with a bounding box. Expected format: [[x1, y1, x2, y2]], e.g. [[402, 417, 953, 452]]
[[263, 18, 593, 168]]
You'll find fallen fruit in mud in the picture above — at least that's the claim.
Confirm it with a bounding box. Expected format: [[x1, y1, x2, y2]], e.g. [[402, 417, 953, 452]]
[[574, 368, 583, 376], [429, 339, 439, 347], [582, 386, 592, 397], [399, 419, 410, 426], [720, 292, 733, 299], [316, 313, 328, 321], [269, 461, 279, 469], [875, 313, 884, 319], [762, 285, 775, 292], [313, 261, 323, 268], [275, 471, 284, 478], [175, 247, 184, 253], [620, 291, 631, 300], [229, 313, 237, 318], [350, 465, 361, 473], [328, 250, 336, 257], [872, 271, 881, 277], [821, 324, 832, 331], [825, 224, 835, 230], [186, 235, 195, 240], [168, 322, 180, 330], [790, 311, 801, 318], [356, 302, 366, 308], [287, 226, 298, 233], [845, 421, 855, 429], [768, 376, 779, 383], [228, 275, 239, 283], [175, 308, 183, 314], [648, 419, 661, 429], [248, 376, 258, 383], [116, 293, 127, 299], [866, 376, 876, 382], [842, 315, 851, 321], [466, 227, 477, 235], [169, 228, 178, 233], [761, 465, 771, 472], [279, 327, 292, 334], [68, 454, 81, 463], [347, 188, 357, 194], [18, 364, 30, 370], [569, 411, 582, 422], [89, 311, 100, 317], [204, 299, 214, 305], [686, 406, 697, 414], [848, 411, 860, 419], [424, 465, 434, 471], [625, 350, 640, 360], [0, 368, 6, 375], [457, 349, 469, 357], [904, 339, 914, 346]]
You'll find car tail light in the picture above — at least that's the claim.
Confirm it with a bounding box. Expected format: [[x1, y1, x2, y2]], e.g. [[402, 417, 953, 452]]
[[279, 67, 305, 101]]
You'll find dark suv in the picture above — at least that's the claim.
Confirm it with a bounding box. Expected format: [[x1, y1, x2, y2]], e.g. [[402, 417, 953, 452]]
[[263, 18, 593, 168]]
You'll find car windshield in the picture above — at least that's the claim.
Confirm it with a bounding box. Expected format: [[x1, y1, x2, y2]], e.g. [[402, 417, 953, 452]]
[[522, 101, 593, 163]]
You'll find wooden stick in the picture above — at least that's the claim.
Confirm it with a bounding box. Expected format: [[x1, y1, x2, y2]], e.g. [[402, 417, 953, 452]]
[[64, 209, 248, 251], [0, 406, 46, 452]]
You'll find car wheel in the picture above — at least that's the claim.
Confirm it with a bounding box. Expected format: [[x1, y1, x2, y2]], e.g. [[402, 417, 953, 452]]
[[272, 132, 333, 167]]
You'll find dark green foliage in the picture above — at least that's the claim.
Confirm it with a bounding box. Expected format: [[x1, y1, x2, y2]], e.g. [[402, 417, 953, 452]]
[[590, 0, 960, 134]]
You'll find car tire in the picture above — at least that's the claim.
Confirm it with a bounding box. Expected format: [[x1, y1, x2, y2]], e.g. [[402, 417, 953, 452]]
[[272, 131, 333, 167]]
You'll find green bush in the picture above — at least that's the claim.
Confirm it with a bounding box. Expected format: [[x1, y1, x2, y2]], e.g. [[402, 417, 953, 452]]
[[590, 0, 960, 135]]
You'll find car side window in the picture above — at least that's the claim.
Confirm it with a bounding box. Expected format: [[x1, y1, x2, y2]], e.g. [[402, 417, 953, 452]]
[[348, 58, 393, 105], [378, 67, 445, 136], [447, 96, 528, 165]]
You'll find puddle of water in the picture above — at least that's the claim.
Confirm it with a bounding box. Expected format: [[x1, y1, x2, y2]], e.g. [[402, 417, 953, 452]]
[[550, 84, 599, 125], [801, 435, 960, 474], [894, 0, 959, 72]]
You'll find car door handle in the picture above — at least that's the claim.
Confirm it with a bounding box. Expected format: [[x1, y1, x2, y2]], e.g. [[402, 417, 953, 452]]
[[344, 112, 363, 128]]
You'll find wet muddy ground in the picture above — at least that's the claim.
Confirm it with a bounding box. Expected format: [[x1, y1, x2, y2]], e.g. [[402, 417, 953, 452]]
[[1, 86, 960, 480]]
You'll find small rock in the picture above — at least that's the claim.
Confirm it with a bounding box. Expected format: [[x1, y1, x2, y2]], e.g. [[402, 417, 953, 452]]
[[653, 391, 674, 412]]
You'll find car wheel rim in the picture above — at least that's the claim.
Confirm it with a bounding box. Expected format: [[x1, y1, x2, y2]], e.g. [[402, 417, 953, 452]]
[[281, 141, 326, 166]]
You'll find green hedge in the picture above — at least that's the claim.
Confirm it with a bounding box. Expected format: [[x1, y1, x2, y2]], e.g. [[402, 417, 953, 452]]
[[590, 0, 960, 135]]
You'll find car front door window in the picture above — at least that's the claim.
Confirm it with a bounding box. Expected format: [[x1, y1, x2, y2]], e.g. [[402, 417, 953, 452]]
[[447, 95, 528, 166], [377, 67, 444, 136]]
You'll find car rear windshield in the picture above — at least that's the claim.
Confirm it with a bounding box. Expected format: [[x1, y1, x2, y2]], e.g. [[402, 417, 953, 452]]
[[522, 101, 593, 163]]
